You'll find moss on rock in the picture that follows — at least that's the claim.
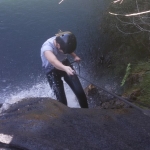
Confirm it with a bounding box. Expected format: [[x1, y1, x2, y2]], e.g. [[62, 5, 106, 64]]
[[123, 61, 150, 108]]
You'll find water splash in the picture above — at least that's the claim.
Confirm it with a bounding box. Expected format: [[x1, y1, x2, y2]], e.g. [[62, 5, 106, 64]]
[[1, 79, 80, 112], [4, 80, 54, 105]]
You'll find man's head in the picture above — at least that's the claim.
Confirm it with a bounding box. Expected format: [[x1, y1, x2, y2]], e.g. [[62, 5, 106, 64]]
[[55, 31, 77, 54]]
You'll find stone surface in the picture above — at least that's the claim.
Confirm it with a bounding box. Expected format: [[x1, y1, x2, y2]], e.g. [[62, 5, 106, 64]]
[[0, 98, 150, 150], [85, 84, 129, 109]]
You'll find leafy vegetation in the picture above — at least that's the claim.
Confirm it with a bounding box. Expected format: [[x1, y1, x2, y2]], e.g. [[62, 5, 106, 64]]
[[100, 0, 150, 108], [124, 61, 150, 108], [121, 63, 131, 86]]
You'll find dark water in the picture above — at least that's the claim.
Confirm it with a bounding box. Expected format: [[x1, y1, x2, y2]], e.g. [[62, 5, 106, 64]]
[[0, 0, 108, 105]]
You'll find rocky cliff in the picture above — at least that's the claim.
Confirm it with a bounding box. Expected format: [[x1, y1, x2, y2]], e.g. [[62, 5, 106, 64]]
[[0, 97, 150, 150]]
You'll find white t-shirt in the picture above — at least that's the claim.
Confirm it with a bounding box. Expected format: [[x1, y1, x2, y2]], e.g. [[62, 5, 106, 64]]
[[41, 36, 67, 73]]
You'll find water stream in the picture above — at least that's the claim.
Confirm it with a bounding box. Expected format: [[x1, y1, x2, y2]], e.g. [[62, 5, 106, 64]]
[[0, 0, 110, 107]]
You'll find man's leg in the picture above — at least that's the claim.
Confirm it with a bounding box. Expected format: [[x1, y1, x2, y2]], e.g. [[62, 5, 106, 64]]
[[64, 73, 88, 108], [47, 70, 67, 105]]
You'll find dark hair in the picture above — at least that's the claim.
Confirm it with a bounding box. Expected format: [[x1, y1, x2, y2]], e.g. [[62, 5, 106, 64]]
[[55, 31, 77, 54]]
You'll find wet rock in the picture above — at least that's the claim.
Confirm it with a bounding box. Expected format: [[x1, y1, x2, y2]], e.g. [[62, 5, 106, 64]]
[[101, 101, 110, 109], [129, 89, 141, 101], [85, 84, 130, 109], [128, 73, 143, 85], [0, 98, 150, 150], [85, 84, 98, 96]]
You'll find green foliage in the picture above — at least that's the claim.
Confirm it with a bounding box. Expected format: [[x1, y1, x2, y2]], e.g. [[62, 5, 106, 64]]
[[100, 0, 150, 108], [124, 61, 150, 108], [121, 63, 131, 86], [139, 72, 150, 107]]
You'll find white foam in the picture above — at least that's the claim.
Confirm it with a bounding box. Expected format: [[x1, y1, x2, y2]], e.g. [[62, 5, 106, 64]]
[[1, 79, 80, 112], [0, 134, 13, 144], [4, 81, 54, 105]]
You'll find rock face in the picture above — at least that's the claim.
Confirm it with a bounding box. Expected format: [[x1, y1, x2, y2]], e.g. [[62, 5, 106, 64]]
[[85, 84, 129, 109], [0, 98, 150, 150]]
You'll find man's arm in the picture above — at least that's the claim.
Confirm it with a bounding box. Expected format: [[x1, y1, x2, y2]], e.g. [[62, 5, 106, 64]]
[[70, 52, 81, 62], [44, 50, 74, 75]]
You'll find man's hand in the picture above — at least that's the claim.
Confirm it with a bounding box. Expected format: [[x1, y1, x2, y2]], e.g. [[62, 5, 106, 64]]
[[64, 66, 75, 75], [74, 55, 81, 62], [70, 52, 81, 63]]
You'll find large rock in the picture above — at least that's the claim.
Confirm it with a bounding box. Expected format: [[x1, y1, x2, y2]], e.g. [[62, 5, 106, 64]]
[[0, 98, 150, 150], [85, 84, 129, 108]]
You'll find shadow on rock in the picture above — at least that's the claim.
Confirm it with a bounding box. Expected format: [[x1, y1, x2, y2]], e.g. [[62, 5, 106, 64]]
[[0, 97, 150, 150]]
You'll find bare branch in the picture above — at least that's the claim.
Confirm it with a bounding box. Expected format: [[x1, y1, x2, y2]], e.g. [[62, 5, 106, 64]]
[[113, 0, 124, 4], [116, 23, 142, 34], [135, 0, 150, 26], [109, 10, 150, 17], [116, 16, 134, 25], [109, 0, 150, 34]]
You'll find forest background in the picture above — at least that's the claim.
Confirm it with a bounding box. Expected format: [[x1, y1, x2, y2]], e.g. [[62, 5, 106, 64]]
[[101, 0, 150, 108]]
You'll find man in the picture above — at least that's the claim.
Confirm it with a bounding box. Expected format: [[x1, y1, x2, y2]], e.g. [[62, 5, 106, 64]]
[[41, 31, 88, 108]]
